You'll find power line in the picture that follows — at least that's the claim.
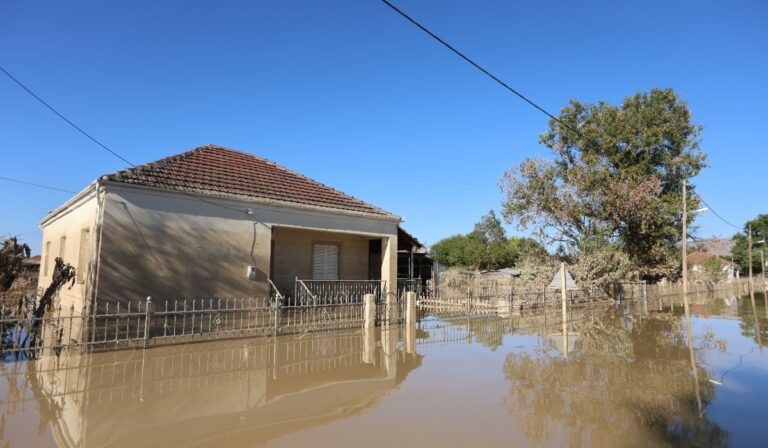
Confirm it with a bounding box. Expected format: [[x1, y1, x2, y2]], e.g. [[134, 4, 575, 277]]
[[0, 65, 135, 166], [699, 197, 742, 230], [379, 2, 749, 236], [378, 0, 585, 139], [0, 176, 77, 194], [0, 65, 249, 213]]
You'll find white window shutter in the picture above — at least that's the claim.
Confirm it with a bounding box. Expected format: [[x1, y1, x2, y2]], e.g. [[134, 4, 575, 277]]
[[313, 245, 339, 280]]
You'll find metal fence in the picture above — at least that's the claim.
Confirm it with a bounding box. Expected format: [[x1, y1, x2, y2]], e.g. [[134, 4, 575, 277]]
[[294, 279, 382, 306], [4, 275, 710, 358], [1, 292, 370, 358], [418, 286, 611, 319]]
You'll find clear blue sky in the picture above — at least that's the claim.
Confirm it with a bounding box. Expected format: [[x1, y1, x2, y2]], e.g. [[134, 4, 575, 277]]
[[2, 0, 766, 254]]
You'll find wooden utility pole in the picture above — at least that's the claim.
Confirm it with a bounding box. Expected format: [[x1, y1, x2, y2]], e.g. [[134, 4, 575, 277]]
[[560, 262, 568, 358], [748, 224, 754, 295], [682, 182, 688, 298]]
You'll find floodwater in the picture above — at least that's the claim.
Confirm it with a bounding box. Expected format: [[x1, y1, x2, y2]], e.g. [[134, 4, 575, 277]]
[[1, 291, 767, 447]]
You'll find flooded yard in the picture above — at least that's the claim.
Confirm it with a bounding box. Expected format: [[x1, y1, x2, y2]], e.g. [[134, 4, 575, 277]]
[[1, 291, 766, 447]]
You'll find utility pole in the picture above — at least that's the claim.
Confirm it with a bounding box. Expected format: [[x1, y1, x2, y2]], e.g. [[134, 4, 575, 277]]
[[748, 224, 754, 295], [682, 182, 688, 298]]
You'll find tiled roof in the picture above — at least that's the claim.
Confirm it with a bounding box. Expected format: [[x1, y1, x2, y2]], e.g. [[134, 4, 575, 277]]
[[101, 145, 398, 219], [687, 251, 715, 266]]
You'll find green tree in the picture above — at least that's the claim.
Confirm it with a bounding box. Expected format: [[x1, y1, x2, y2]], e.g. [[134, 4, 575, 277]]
[[500, 88, 707, 281], [731, 214, 768, 274], [431, 211, 547, 270], [702, 256, 723, 276]]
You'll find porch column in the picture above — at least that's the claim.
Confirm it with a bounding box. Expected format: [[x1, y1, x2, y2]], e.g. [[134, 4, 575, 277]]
[[381, 234, 398, 297]]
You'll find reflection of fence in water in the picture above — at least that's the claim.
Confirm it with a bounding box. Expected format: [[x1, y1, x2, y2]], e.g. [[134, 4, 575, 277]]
[[1, 295, 371, 357], [417, 305, 610, 348], [0, 328, 370, 407]]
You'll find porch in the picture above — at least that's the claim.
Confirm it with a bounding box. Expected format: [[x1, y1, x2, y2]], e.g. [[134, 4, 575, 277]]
[[268, 226, 398, 302]]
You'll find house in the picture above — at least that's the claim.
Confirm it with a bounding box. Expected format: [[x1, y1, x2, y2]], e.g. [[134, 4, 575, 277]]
[[38, 145, 404, 312], [686, 251, 712, 273], [686, 251, 740, 281]]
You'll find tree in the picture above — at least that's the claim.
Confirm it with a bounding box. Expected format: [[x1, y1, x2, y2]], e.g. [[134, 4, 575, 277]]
[[431, 211, 547, 270], [702, 256, 723, 276], [569, 235, 630, 292], [731, 214, 768, 274], [0, 237, 31, 292], [500, 88, 707, 281]]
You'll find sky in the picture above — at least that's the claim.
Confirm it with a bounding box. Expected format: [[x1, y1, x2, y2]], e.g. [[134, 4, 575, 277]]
[[1, 0, 766, 254]]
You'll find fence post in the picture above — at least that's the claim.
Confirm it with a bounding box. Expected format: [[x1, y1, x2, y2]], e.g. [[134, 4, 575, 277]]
[[405, 291, 417, 326], [143, 296, 152, 349], [364, 293, 376, 328], [466, 288, 471, 315], [273, 296, 282, 336], [560, 262, 568, 358], [405, 291, 417, 355]]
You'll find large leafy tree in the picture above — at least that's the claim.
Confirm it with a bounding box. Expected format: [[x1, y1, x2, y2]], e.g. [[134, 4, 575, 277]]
[[731, 214, 768, 274], [501, 88, 707, 280]]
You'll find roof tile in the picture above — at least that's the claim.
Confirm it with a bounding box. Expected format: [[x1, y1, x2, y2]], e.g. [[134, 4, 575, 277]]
[[102, 145, 397, 219]]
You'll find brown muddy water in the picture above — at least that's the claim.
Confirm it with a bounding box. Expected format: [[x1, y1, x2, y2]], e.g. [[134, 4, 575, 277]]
[[1, 291, 767, 447]]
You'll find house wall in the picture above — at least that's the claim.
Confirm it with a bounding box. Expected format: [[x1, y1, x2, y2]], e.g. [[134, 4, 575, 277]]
[[96, 184, 398, 307], [38, 189, 99, 314], [271, 227, 373, 295]]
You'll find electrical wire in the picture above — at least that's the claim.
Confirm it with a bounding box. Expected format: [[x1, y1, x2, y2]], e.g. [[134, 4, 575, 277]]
[[378, 0, 587, 140], [0, 65, 135, 166], [699, 197, 742, 230], [0, 175, 77, 194], [0, 65, 250, 213], [380, 1, 751, 236]]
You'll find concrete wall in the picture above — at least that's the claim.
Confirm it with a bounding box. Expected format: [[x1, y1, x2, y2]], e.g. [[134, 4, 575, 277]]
[[38, 189, 99, 313], [271, 227, 373, 296], [95, 184, 398, 306]]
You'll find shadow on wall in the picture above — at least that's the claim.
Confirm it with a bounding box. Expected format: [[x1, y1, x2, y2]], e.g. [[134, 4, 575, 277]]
[[96, 196, 270, 309]]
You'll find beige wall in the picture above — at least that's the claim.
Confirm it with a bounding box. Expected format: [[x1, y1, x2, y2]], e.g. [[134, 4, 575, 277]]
[[38, 189, 99, 314], [94, 184, 398, 306], [271, 227, 374, 295]]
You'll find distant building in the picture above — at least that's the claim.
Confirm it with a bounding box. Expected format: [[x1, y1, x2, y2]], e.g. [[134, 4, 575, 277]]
[[687, 251, 712, 272], [686, 251, 740, 281]]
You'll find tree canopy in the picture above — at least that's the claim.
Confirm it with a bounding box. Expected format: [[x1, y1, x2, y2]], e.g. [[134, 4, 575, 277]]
[[500, 88, 707, 281], [430, 210, 548, 270], [731, 214, 768, 274]]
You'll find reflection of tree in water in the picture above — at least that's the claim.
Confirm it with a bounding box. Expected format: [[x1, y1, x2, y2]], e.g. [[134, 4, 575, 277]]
[[736, 292, 767, 347], [503, 310, 728, 447]]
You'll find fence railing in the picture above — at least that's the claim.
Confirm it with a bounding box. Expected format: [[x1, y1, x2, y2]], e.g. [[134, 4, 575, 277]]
[[294, 279, 383, 306], [1, 293, 366, 358], [6, 276, 756, 358], [397, 278, 423, 297], [418, 286, 611, 318]]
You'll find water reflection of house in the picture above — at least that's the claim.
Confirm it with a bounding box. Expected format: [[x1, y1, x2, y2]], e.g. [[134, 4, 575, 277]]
[[37, 145, 432, 312], [34, 328, 421, 447]]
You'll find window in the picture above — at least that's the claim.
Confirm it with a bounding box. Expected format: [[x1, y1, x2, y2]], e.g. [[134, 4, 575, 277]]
[[59, 236, 67, 260], [312, 244, 339, 280], [43, 241, 51, 276], [77, 229, 90, 283]]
